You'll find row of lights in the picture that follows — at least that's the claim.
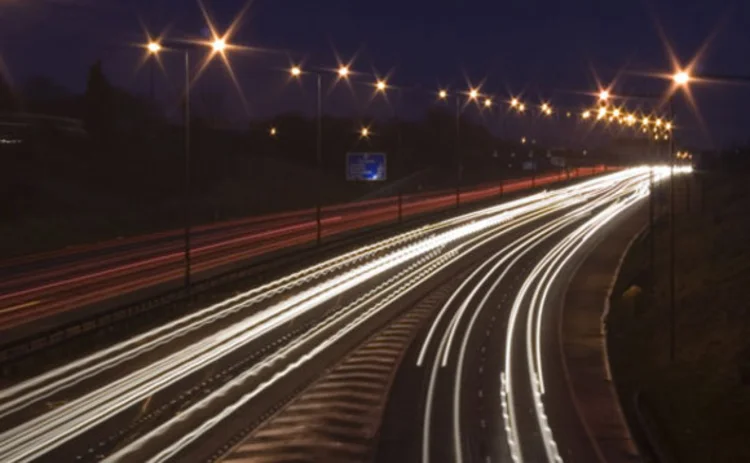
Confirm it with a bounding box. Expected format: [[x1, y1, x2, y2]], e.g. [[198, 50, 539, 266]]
[[145, 33, 692, 142]]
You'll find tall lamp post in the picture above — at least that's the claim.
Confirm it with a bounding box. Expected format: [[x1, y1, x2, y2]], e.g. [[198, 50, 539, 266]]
[[438, 87, 481, 207], [289, 64, 353, 245], [616, 69, 689, 362], [147, 36, 226, 288], [667, 69, 691, 361]]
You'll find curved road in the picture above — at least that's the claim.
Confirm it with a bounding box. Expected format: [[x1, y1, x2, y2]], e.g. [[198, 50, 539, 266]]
[[377, 166, 685, 463], [0, 167, 675, 463]]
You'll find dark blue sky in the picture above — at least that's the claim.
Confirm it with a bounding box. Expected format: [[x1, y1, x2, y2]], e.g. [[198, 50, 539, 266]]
[[2, 0, 750, 148]]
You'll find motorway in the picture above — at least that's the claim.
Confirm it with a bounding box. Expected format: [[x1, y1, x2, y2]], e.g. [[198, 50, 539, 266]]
[[0, 168, 602, 335], [376, 166, 686, 463], [0, 166, 681, 463]]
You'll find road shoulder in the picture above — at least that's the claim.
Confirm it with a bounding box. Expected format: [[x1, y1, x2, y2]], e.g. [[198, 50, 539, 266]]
[[558, 207, 645, 462]]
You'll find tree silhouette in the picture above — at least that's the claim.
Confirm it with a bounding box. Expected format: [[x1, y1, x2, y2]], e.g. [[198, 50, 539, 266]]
[[0, 73, 17, 112], [84, 60, 115, 141]]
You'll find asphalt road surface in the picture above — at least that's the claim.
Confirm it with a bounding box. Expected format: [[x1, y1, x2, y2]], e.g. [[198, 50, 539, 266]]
[[376, 166, 687, 463], [0, 166, 683, 462], [0, 169, 602, 337]]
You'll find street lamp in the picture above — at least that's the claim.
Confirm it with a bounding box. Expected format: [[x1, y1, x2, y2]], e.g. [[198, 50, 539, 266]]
[[211, 37, 227, 53], [146, 40, 196, 288], [582, 110, 591, 119], [360, 126, 370, 138], [438, 87, 485, 207], [289, 64, 336, 245], [376, 79, 387, 92], [673, 70, 691, 86], [145, 41, 163, 101], [337, 65, 350, 78], [598, 89, 610, 102], [269, 126, 277, 137]]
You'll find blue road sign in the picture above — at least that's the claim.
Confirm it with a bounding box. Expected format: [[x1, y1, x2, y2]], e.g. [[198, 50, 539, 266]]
[[346, 152, 387, 181]]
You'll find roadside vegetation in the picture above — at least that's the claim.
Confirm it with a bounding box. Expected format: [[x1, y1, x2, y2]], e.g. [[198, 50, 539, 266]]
[[608, 164, 750, 462]]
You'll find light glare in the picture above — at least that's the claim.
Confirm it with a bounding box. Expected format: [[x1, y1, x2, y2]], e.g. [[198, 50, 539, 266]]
[[673, 70, 690, 86], [212, 37, 227, 53]]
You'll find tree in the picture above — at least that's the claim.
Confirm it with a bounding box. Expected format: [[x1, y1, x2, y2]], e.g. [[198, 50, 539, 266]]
[[83, 60, 115, 140], [0, 73, 17, 112]]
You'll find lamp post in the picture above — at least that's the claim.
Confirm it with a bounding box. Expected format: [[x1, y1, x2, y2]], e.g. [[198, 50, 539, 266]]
[[147, 42, 160, 101], [615, 70, 688, 362], [145, 36, 227, 288], [438, 87, 481, 207], [290, 64, 352, 245], [147, 41, 194, 288], [667, 69, 692, 361]]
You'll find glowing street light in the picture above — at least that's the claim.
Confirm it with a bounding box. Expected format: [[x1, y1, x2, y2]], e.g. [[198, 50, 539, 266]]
[[269, 126, 277, 136], [147, 42, 162, 54], [655, 118, 663, 127], [612, 108, 621, 118], [468, 88, 480, 101], [665, 122, 673, 131], [510, 97, 519, 108], [438, 89, 448, 100], [376, 79, 387, 92], [290, 66, 302, 77], [673, 70, 691, 86], [518, 103, 526, 112], [642, 116, 650, 126], [212, 37, 227, 53], [582, 110, 591, 119], [338, 65, 350, 78], [598, 90, 610, 102], [484, 98, 492, 108], [597, 107, 607, 119], [360, 126, 370, 138], [626, 114, 636, 125]]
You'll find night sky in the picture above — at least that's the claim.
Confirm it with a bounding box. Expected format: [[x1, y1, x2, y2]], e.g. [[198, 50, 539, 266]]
[[2, 0, 750, 149]]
